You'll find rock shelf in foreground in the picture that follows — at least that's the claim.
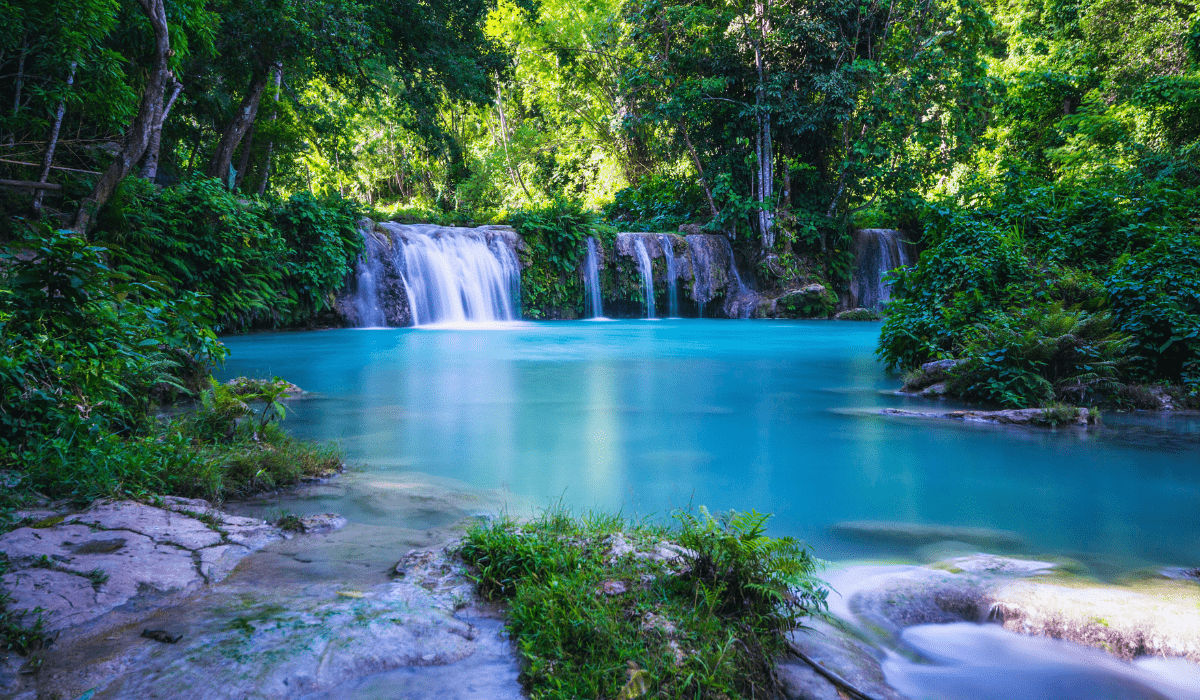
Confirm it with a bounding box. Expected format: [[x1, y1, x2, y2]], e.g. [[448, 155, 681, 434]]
[[0, 498, 282, 633]]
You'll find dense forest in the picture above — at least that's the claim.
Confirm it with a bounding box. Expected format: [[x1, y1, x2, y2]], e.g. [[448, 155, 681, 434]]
[[2, 0, 1199, 503]]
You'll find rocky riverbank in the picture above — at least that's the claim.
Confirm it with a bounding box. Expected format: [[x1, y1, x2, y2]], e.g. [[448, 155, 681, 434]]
[[0, 497, 520, 700], [4, 497, 1199, 700]]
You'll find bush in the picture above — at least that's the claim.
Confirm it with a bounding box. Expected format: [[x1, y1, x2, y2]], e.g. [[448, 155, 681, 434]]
[[0, 225, 339, 505], [509, 198, 612, 319], [1106, 231, 1200, 395], [0, 226, 225, 462], [95, 177, 363, 331], [603, 174, 707, 231], [945, 307, 1131, 408], [458, 506, 826, 700]]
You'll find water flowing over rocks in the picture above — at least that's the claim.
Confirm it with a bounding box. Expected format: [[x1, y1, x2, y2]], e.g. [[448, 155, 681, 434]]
[[608, 231, 759, 318], [784, 556, 1200, 700], [336, 221, 521, 327], [849, 229, 916, 310]]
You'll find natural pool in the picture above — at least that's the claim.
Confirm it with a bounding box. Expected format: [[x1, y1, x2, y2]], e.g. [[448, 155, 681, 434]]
[[220, 319, 1200, 574]]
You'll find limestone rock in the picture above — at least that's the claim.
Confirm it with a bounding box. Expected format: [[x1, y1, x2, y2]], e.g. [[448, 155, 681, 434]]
[[0, 499, 281, 633], [298, 513, 349, 534], [880, 406, 1097, 427]]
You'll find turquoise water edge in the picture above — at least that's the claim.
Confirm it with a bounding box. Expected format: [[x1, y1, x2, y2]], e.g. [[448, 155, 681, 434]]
[[220, 320, 1200, 573]]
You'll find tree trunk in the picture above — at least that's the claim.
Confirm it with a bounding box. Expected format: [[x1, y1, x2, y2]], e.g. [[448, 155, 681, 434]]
[[72, 0, 171, 233], [754, 0, 774, 249], [496, 82, 533, 203], [206, 69, 270, 186], [234, 120, 256, 190], [141, 78, 183, 181], [12, 47, 26, 116], [32, 61, 76, 216], [255, 63, 283, 196]]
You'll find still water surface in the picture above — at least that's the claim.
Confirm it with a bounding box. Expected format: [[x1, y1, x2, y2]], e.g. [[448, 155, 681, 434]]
[[220, 320, 1200, 572]]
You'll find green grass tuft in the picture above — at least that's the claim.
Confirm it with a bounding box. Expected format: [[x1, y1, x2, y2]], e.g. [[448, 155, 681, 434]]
[[458, 505, 827, 700]]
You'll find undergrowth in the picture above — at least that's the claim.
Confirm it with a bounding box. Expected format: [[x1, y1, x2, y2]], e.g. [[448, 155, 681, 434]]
[[458, 505, 827, 700]]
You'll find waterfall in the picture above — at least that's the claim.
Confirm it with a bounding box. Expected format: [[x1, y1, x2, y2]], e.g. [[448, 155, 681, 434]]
[[584, 237, 604, 318], [353, 234, 388, 328], [633, 238, 656, 319], [659, 235, 679, 317], [852, 229, 912, 310], [685, 234, 758, 318], [341, 223, 521, 327]]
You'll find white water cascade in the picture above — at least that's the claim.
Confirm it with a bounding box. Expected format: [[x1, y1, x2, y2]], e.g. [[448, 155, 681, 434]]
[[852, 228, 913, 310], [344, 223, 521, 327], [659, 234, 679, 318], [584, 237, 604, 318], [633, 238, 656, 319]]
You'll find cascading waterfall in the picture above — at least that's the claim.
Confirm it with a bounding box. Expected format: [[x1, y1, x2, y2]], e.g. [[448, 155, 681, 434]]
[[343, 223, 521, 327], [353, 236, 388, 328], [852, 228, 912, 310], [659, 235, 679, 318], [396, 225, 520, 324], [584, 237, 604, 318], [633, 238, 656, 319]]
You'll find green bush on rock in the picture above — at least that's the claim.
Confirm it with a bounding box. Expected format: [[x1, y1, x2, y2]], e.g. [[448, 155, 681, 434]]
[[510, 199, 614, 319], [458, 506, 826, 700]]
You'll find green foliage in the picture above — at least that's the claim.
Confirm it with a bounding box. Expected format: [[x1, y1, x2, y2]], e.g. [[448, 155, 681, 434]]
[[604, 174, 707, 232], [945, 306, 1131, 407], [1106, 231, 1200, 394], [94, 177, 363, 331], [510, 199, 611, 319], [459, 506, 826, 700], [0, 224, 225, 460], [17, 380, 341, 505]]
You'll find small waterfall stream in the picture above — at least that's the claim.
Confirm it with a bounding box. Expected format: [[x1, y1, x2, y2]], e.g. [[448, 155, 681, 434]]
[[633, 238, 656, 319], [852, 228, 912, 310], [659, 235, 679, 317], [584, 237, 604, 318], [344, 223, 521, 327]]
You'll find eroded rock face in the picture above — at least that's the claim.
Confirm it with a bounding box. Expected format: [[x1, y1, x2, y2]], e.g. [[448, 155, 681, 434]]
[[0, 498, 281, 633]]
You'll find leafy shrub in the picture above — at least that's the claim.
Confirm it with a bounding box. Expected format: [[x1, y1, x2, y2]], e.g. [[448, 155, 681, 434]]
[[0, 226, 225, 462], [17, 380, 342, 504], [1106, 231, 1200, 395], [946, 307, 1131, 408], [510, 198, 611, 318], [459, 506, 826, 700], [603, 174, 707, 231], [95, 177, 363, 331]]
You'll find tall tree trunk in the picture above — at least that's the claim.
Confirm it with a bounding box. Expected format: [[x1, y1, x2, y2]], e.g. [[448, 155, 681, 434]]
[[12, 46, 26, 116], [141, 78, 183, 181], [754, 0, 774, 249], [206, 69, 270, 186], [255, 62, 283, 196], [72, 0, 171, 233], [233, 120, 256, 190], [32, 61, 76, 216]]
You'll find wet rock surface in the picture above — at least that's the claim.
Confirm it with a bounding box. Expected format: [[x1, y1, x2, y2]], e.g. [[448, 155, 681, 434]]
[[2, 538, 517, 700], [0, 498, 281, 633], [881, 406, 1097, 427]]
